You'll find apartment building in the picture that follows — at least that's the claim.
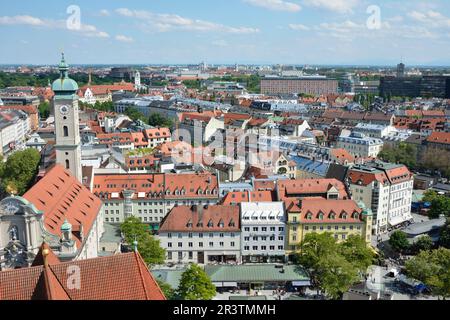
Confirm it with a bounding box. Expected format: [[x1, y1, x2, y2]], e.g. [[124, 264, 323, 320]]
[[347, 161, 414, 235], [240, 202, 286, 263], [159, 205, 241, 264], [336, 132, 384, 158], [92, 172, 220, 230], [261, 77, 338, 95]]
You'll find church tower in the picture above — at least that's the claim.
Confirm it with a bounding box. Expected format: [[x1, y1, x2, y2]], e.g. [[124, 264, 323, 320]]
[[51, 53, 82, 182], [134, 70, 141, 89]]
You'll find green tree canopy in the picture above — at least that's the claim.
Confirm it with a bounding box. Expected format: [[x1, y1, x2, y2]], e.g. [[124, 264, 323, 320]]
[[405, 248, 450, 299], [440, 218, 450, 249], [389, 231, 410, 253], [316, 252, 359, 300], [120, 216, 165, 266], [295, 233, 366, 299], [339, 235, 376, 273], [0, 149, 41, 195], [148, 113, 173, 128], [429, 196, 450, 219], [156, 280, 176, 300], [378, 143, 417, 169], [38, 102, 51, 119], [124, 107, 148, 124], [178, 264, 216, 300], [412, 235, 434, 253], [423, 190, 439, 203]]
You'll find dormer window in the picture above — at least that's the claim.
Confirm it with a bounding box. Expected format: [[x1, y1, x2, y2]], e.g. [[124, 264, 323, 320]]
[[342, 213, 348, 220], [218, 219, 224, 228], [318, 212, 324, 220], [353, 212, 360, 219], [197, 221, 203, 228], [306, 212, 313, 220], [329, 212, 336, 220], [186, 220, 193, 228], [229, 219, 235, 227], [207, 219, 214, 228]]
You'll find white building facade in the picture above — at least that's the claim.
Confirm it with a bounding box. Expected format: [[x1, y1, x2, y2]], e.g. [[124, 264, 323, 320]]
[[240, 202, 286, 263]]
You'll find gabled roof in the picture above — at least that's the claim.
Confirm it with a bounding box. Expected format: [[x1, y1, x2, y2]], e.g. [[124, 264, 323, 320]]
[[23, 165, 102, 248], [160, 205, 240, 232], [0, 248, 165, 300]]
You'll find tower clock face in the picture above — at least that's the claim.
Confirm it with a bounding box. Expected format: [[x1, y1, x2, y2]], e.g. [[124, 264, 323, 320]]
[[59, 105, 69, 115]]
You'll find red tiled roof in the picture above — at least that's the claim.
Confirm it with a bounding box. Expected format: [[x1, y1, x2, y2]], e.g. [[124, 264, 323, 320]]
[[297, 198, 364, 223], [93, 172, 218, 200], [160, 205, 240, 232], [277, 178, 348, 201], [426, 132, 450, 145], [23, 165, 102, 248], [347, 170, 388, 186], [0, 104, 38, 114], [0, 250, 165, 300], [220, 190, 274, 205], [330, 148, 355, 164], [79, 83, 135, 96], [143, 127, 171, 140], [224, 113, 251, 125]]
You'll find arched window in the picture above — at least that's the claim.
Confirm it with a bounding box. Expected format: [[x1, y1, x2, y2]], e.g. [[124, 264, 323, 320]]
[[65, 159, 70, 169], [63, 126, 69, 137]]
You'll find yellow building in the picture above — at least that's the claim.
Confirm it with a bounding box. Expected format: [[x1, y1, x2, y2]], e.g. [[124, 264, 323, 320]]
[[285, 198, 372, 256], [275, 178, 372, 258]]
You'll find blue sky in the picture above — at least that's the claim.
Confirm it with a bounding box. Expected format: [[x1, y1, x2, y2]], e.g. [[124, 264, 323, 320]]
[[1, 0, 450, 65]]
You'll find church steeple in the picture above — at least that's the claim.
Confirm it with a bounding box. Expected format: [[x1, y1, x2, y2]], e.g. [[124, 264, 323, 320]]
[[52, 52, 82, 183]]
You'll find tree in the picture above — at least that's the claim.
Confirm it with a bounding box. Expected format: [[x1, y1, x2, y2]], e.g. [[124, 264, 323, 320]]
[[423, 190, 439, 203], [124, 107, 148, 124], [156, 280, 176, 300], [120, 217, 165, 266], [429, 196, 450, 219], [148, 113, 173, 128], [378, 143, 417, 169], [0, 149, 41, 195], [339, 235, 375, 273], [412, 235, 434, 253], [316, 252, 359, 300], [178, 264, 216, 300], [405, 248, 450, 299], [389, 231, 410, 253], [38, 102, 50, 119], [440, 218, 450, 249]]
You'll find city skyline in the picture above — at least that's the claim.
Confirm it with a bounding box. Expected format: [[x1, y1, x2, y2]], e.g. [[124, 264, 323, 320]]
[[1, 0, 450, 66]]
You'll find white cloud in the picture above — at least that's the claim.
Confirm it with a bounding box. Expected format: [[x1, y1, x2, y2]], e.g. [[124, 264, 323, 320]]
[[243, 0, 301, 12], [115, 8, 259, 34], [115, 34, 134, 42], [302, 0, 360, 14], [288, 23, 310, 31], [408, 10, 450, 28], [0, 14, 109, 38], [0, 15, 46, 26], [99, 9, 111, 17]]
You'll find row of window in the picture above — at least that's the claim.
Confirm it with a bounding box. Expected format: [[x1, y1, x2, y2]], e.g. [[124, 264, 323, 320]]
[[292, 225, 361, 231], [243, 226, 284, 232], [167, 233, 236, 238], [243, 245, 283, 251], [168, 241, 235, 248], [243, 236, 283, 241]]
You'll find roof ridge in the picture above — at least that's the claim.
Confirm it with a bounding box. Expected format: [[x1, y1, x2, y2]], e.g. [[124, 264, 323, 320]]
[[134, 251, 150, 300], [43, 264, 71, 300]]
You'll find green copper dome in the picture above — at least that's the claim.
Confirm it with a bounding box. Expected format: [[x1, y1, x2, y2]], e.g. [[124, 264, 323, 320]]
[[52, 53, 79, 93], [61, 219, 72, 231]]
